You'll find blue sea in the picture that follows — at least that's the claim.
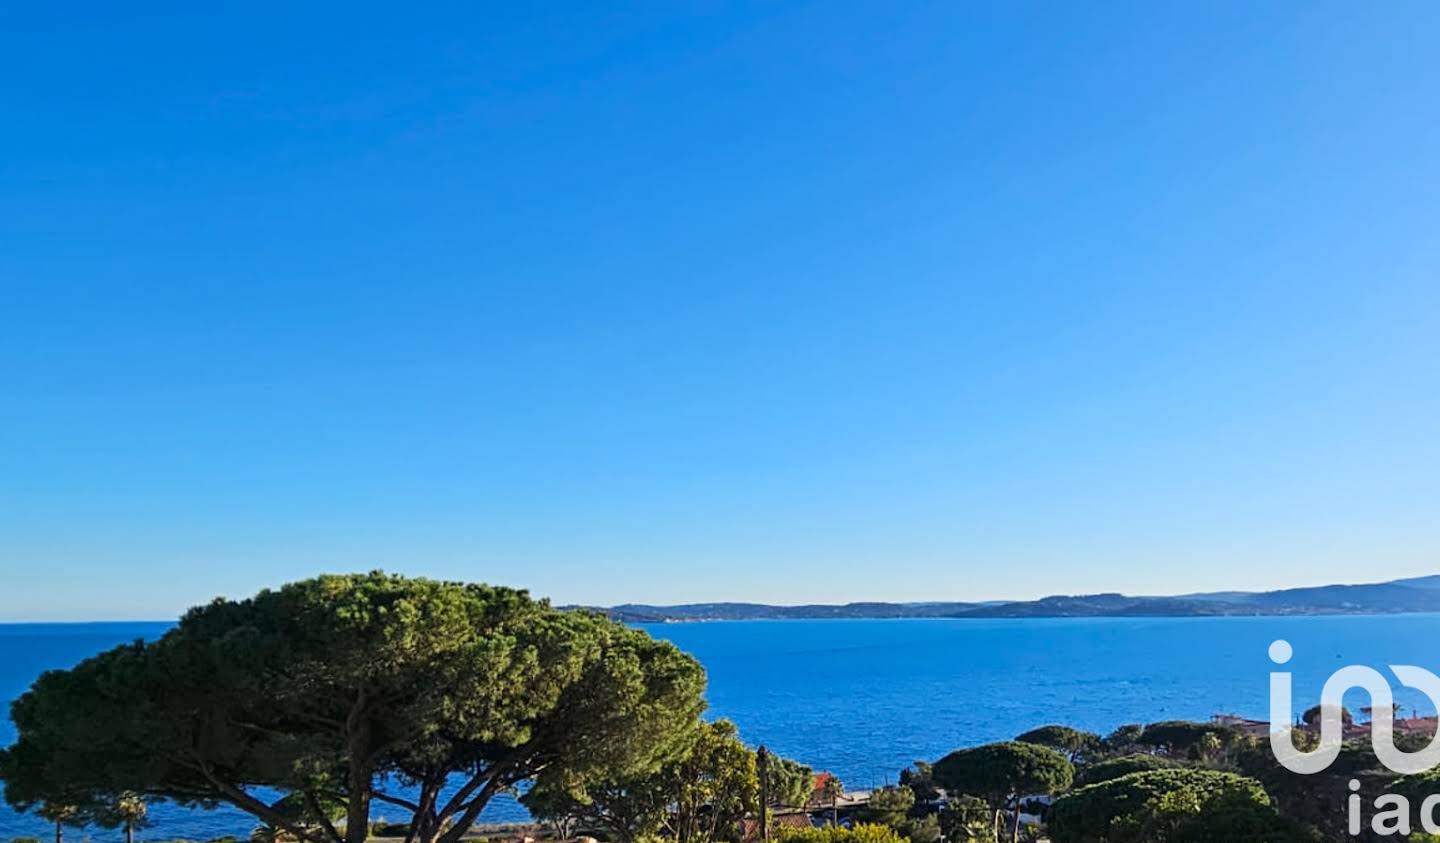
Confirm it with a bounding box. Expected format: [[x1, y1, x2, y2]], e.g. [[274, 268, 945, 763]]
[[4, 615, 1440, 841]]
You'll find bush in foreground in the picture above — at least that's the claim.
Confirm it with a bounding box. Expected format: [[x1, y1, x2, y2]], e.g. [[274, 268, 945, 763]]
[[776, 823, 908, 843]]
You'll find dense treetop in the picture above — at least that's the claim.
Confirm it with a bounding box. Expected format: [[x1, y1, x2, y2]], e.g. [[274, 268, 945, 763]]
[[1048, 768, 1306, 843], [0, 573, 707, 843]]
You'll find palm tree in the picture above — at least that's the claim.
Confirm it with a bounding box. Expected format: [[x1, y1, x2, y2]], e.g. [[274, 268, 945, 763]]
[[36, 801, 78, 843], [820, 775, 844, 827], [112, 793, 148, 843]]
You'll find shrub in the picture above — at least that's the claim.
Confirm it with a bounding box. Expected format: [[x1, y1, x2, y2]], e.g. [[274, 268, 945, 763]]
[[861, 786, 915, 826], [776, 822, 908, 843], [938, 795, 993, 841], [898, 815, 939, 843]]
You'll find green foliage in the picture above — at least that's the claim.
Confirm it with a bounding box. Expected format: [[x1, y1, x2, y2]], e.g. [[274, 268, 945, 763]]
[[819, 775, 845, 826], [111, 794, 148, 822], [1135, 721, 1241, 756], [658, 718, 762, 842], [938, 795, 994, 841], [775, 823, 907, 843], [899, 814, 941, 843], [1101, 726, 1144, 754], [898, 762, 938, 803], [881, 772, 943, 843], [1394, 766, 1440, 803], [12, 837, 45, 843], [768, 757, 816, 810], [1073, 754, 1177, 787], [862, 786, 915, 827], [250, 828, 301, 843], [1048, 768, 1307, 843], [0, 573, 707, 843], [1233, 735, 1389, 841], [1301, 704, 1353, 726], [99, 792, 152, 842], [1115, 787, 1309, 843], [934, 741, 1072, 843], [35, 803, 79, 826], [524, 718, 763, 843], [933, 741, 1074, 808], [1015, 726, 1102, 763], [264, 793, 346, 831], [35, 801, 81, 843]]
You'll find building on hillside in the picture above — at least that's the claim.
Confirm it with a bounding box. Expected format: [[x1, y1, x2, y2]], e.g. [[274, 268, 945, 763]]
[[1212, 714, 1271, 738], [807, 773, 837, 809]]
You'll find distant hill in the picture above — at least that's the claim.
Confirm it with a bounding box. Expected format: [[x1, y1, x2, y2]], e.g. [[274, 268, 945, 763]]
[[1174, 590, 1254, 604], [1388, 574, 1440, 591], [962, 581, 1440, 618], [957, 593, 1231, 618], [594, 601, 983, 622], [590, 574, 1440, 622], [1238, 582, 1440, 612]]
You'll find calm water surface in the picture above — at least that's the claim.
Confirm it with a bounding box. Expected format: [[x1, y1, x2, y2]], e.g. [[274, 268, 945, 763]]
[[3, 615, 1439, 839]]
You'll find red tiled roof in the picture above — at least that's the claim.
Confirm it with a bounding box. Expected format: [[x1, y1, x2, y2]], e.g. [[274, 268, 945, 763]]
[[807, 773, 836, 806]]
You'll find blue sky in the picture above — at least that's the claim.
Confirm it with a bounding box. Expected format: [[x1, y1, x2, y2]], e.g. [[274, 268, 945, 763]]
[[2, 2, 1438, 620]]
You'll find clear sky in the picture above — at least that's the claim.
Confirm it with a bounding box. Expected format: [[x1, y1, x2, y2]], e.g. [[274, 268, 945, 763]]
[[2, 2, 1438, 621]]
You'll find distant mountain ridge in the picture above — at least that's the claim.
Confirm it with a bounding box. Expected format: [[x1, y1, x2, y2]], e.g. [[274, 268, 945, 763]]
[[600, 601, 986, 622], [588, 574, 1440, 622]]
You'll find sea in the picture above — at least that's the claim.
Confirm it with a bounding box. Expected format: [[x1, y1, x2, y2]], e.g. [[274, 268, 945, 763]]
[[3, 615, 1439, 841]]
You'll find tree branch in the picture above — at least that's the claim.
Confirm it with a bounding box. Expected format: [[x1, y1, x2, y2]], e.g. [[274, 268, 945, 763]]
[[435, 743, 536, 822], [437, 774, 511, 843], [191, 763, 335, 843], [371, 792, 421, 813], [303, 792, 345, 843], [400, 783, 436, 843]]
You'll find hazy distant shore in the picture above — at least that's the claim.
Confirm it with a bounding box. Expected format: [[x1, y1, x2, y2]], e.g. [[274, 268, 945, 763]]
[[586, 573, 1440, 622]]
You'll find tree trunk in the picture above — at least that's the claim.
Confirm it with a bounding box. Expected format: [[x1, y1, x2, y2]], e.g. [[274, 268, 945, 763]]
[[345, 765, 373, 843], [342, 688, 376, 843], [677, 794, 693, 843], [832, 796, 838, 827], [54, 820, 62, 843], [1009, 801, 1021, 843], [344, 718, 374, 843], [991, 808, 1001, 843], [757, 747, 770, 843], [126, 818, 134, 843]]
